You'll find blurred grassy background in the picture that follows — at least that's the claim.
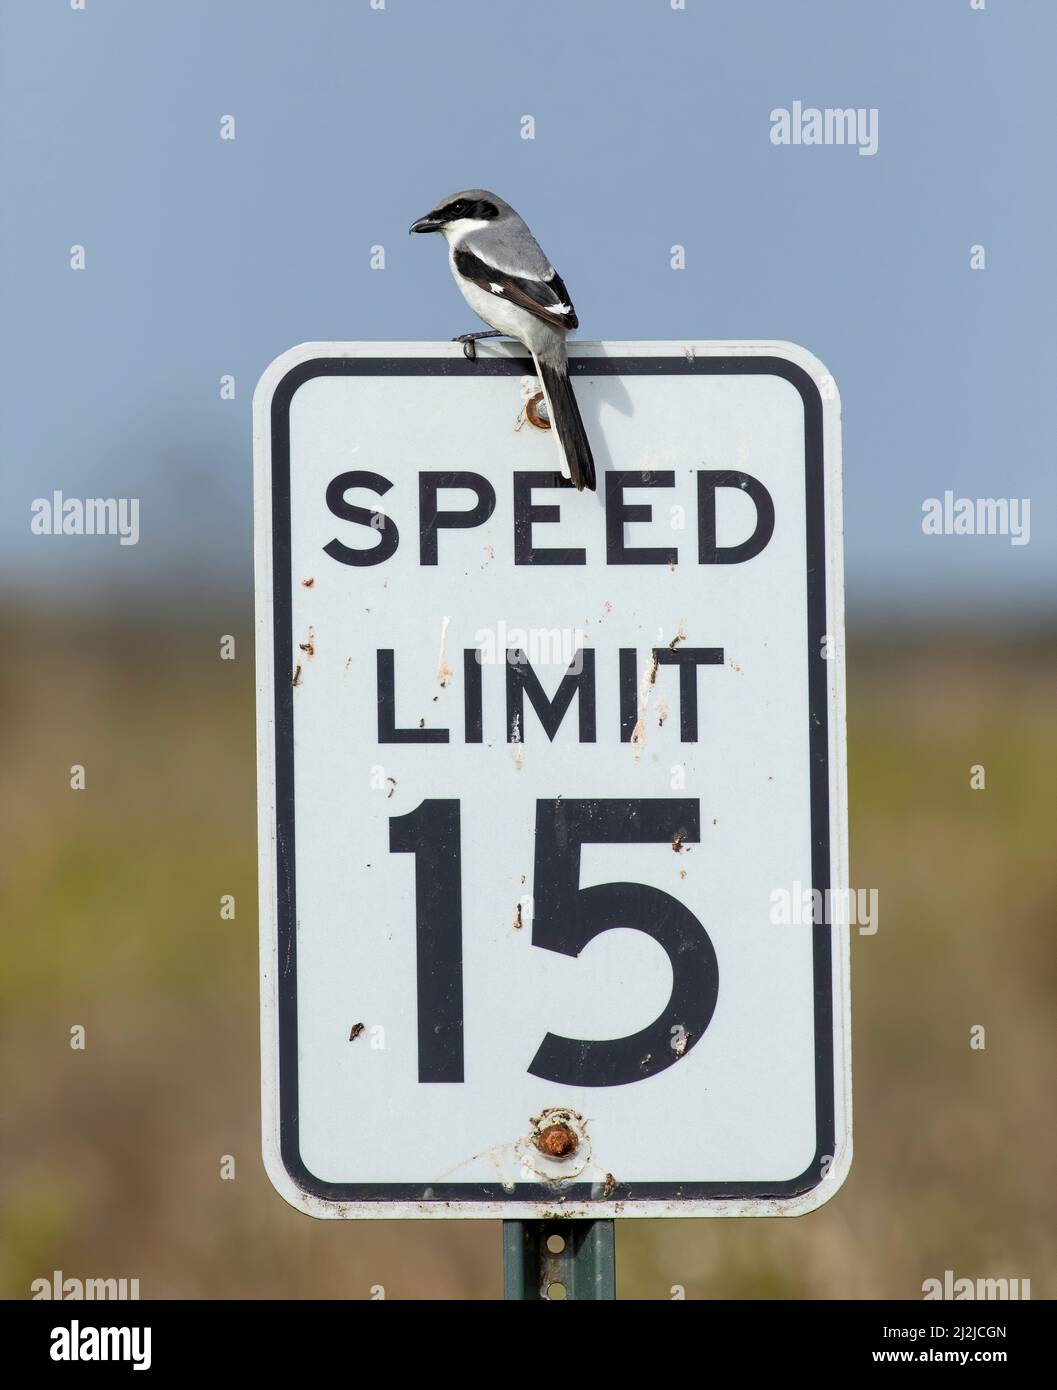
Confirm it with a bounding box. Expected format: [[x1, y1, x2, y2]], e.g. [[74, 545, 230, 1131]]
[[1, 609, 1054, 1299]]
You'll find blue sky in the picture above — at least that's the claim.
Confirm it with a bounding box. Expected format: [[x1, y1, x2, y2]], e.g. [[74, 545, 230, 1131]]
[[1, 0, 1054, 621]]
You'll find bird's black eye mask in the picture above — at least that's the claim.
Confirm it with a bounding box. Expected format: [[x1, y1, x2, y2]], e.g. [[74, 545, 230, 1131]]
[[437, 198, 499, 223]]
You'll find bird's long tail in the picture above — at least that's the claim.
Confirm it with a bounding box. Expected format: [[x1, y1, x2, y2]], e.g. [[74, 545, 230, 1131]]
[[533, 349, 597, 492]]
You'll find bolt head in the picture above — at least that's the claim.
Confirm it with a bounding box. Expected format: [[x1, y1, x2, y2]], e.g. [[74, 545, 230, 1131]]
[[536, 1123, 578, 1158]]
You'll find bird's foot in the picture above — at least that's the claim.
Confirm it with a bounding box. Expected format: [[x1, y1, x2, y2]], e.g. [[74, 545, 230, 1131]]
[[453, 330, 502, 362]]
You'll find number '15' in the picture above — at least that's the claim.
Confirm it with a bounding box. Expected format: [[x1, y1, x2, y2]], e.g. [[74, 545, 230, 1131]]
[[389, 798, 719, 1088]]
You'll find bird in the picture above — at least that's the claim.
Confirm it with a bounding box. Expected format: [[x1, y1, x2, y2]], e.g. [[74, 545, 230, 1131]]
[[409, 189, 596, 492]]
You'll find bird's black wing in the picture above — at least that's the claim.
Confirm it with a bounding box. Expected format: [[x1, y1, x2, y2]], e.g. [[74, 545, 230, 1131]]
[[453, 249, 578, 331]]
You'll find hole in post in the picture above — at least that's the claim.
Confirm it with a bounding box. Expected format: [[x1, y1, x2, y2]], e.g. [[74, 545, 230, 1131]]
[[546, 1233, 566, 1254], [546, 1281, 568, 1301]]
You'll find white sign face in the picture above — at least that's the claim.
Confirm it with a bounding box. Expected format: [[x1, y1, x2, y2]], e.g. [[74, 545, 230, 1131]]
[[254, 340, 850, 1219]]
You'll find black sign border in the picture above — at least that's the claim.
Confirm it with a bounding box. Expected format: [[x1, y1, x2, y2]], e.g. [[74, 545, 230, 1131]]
[[266, 352, 837, 1207]]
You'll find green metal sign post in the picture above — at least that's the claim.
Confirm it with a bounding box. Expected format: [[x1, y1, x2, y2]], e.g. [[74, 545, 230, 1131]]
[[503, 1219, 616, 1300]]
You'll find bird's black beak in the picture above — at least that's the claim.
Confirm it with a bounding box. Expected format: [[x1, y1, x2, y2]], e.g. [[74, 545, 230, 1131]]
[[409, 213, 443, 234]]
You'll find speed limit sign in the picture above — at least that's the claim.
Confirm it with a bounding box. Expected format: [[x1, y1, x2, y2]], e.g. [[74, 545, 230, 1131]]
[[253, 340, 851, 1218]]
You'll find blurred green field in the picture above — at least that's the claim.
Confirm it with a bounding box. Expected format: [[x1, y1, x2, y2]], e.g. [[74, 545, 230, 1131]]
[[1, 611, 1054, 1299]]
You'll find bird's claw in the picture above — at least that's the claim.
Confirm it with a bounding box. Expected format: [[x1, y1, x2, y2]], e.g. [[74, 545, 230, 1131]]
[[453, 333, 478, 362]]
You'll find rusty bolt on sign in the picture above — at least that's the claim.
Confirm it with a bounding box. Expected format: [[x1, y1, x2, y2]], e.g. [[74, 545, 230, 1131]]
[[535, 1123, 578, 1158], [525, 390, 551, 430]]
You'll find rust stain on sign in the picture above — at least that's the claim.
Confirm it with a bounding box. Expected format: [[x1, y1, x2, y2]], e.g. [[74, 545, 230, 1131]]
[[632, 622, 688, 751], [630, 650, 659, 751], [436, 615, 454, 688], [510, 712, 525, 769]]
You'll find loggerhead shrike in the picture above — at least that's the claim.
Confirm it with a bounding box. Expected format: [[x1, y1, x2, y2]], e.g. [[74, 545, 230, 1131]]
[[410, 189, 596, 492]]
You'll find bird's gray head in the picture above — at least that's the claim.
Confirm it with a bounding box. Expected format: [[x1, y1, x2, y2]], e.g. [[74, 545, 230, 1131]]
[[409, 189, 511, 236]]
